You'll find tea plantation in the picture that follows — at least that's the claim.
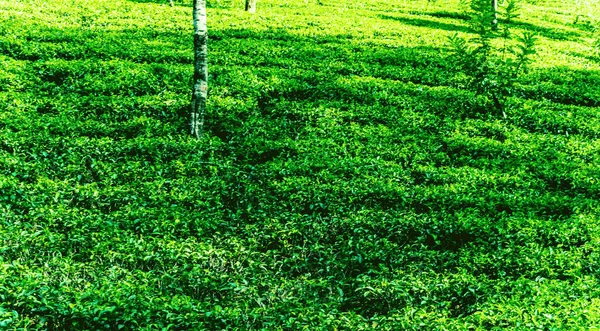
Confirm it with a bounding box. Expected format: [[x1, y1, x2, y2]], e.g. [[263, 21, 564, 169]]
[[1, 0, 600, 329]]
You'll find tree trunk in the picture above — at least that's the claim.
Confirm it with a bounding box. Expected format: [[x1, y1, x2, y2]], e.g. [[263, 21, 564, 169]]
[[491, 0, 498, 30], [245, 0, 256, 13], [190, 0, 208, 139]]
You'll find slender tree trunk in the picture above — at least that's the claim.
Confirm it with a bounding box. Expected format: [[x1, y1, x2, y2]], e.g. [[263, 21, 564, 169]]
[[245, 0, 256, 13], [191, 0, 208, 138], [491, 0, 498, 30]]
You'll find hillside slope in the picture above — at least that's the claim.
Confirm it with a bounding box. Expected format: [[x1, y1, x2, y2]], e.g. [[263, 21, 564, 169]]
[[1, 0, 600, 329]]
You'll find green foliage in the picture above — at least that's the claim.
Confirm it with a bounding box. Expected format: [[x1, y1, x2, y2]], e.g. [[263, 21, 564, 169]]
[[1, 0, 600, 329], [573, 0, 600, 26], [467, 0, 498, 34], [503, 0, 521, 23], [448, 0, 536, 115]]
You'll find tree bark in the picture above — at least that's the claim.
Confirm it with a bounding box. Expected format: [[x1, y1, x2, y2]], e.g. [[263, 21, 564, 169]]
[[191, 0, 208, 139], [491, 0, 498, 30], [245, 0, 256, 13]]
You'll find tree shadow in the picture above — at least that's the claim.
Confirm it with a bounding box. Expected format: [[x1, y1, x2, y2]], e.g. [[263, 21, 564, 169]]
[[509, 19, 581, 41], [378, 13, 581, 41], [567, 51, 600, 63], [378, 14, 472, 34], [425, 10, 471, 21]]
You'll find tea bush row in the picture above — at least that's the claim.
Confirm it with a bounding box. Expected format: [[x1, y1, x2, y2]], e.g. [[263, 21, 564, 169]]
[[1, 0, 600, 329]]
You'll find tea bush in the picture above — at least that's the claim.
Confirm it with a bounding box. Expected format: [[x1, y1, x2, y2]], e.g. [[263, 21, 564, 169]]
[[1, 0, 600, 329]]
